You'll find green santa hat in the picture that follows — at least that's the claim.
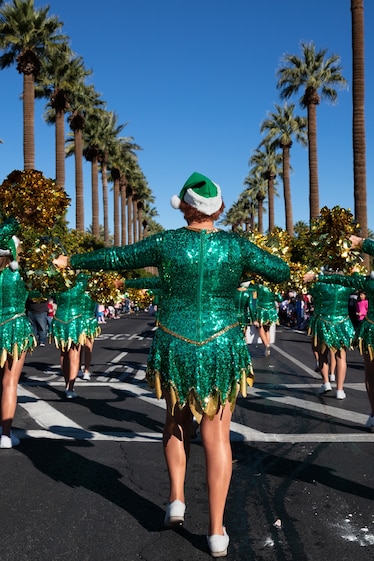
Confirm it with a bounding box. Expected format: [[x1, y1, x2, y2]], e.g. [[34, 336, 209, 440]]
[[170, 172, 222, 215]]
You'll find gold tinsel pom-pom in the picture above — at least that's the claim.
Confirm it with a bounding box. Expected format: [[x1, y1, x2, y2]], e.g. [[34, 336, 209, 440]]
[[0, 169, 70, 232], [19, 238, 76, 296], [87, 272, 124, 304], [310, 206, 364, 273]]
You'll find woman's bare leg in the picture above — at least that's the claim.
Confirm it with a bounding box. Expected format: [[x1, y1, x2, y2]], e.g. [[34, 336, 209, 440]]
[[335, 348, 346, 392], [82, 339, 94, 372], [0, 352, 27, 437], [329, 349, 336, 380], [318, 346, 329, 384], [257, 325, 270, 347], [61, 344, 81, 391], [163, 391, 193, 503], [200, 404, 233, 536], [364, 354, 374, 415]]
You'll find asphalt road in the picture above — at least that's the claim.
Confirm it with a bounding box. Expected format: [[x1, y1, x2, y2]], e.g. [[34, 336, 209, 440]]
[[1, 312, 373, 561]]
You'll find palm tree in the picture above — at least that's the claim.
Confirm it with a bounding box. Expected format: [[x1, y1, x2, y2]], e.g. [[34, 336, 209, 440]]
[[249, 144, 282, 233], [260, 103, 307, 236], [37, 51, 91, 190], [351, 0, 368, 244], [0, 0, 67, 169], [109, 138, 141, 246], [276, 41, 347, 221], [67, 85, 105, 231], [244, 171, 267, 234], [99, 115, 139, 246]]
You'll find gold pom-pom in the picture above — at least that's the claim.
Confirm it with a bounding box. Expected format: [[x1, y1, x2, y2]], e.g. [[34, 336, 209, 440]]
[[19, 237, 76, 296], [0, 169, 70, 232], [310, 206, 364, 273], [87, 271, 123, 304]]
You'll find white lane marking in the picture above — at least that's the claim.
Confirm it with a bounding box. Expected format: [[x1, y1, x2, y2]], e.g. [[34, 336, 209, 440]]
[[271, 343, 322, 379], [18, 347, 374, 442], [17, 385, 87, 434], [250, 388, 369, 425]]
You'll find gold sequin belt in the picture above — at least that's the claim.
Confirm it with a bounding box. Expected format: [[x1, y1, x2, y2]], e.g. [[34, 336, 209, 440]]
[[54, 313, 83, 325], [0, 312, 26, 326], [315, 314, 350, 325], [157, 321, 239, 346]]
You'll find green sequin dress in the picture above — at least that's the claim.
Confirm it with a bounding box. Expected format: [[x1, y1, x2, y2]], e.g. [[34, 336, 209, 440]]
[[70, 228, 290, 418], [234, 287, 256, 331], [253, 284, 279, 325], [308, 278, 355, 352], [317, 269, 374, 358], [51, 273, 99, 351], [0, 267, 36, 367]]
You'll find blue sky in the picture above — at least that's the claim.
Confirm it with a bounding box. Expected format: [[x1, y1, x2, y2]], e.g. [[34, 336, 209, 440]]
[[1, 0, 373, 234]]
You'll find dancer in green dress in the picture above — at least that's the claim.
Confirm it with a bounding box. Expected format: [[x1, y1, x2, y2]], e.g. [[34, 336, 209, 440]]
[[54, 172, 290, 557], [252, 283, 280, 356], [341, 234, 374, 429], [303, 272, 355, 400], [0, 218, 36, 448], [51, 272, 97, 398]]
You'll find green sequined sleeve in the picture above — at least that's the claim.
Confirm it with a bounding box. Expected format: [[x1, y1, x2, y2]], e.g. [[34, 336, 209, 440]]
[[70, 232, 164, 271], [239, 237, 290, 283], [125, 277, 161, 290], [362, 238, 374, 256], [317, 272, 366, 292]]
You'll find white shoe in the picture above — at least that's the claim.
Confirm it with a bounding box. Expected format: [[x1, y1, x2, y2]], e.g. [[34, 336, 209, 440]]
[[329, 373, 336, 382], [82, 371, 91, 381], [0, 433, 20, 448], [65, 389, 78, 399], [336, 390, 346, 400], [207, 528, 229, 558], [318, 382, 332, 394], [164, 500, 186, 527]]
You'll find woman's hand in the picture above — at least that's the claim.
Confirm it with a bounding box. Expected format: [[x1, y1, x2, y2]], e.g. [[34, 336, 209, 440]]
[[53, 255, 69, 268], [303, 272, 316, 283], [349, 235, 364, 248]]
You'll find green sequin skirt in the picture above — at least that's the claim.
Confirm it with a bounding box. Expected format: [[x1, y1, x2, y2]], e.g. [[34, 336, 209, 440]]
[[255, 305, 279, 325], [308, 315, 355, 351], [146, 324, 253, 417], [51, 315, 92, 351], [357, 318, 374, 358], [0, 314, 36, 366]]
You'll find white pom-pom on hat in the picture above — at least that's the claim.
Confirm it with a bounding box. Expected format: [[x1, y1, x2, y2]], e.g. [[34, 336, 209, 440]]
[[170, 195, 181, 209]]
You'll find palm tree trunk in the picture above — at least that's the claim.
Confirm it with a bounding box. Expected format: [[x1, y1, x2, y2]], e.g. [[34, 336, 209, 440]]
[[138, 203, 143, 240], [127, 187, 133, 245], [121, 181, 127, 245], [351, 0, 368, 242], [91, 157, 100, 238], [257, 198, 264, 233], [267, 172, 275, 232], [133, 197, 138, 242], [55, 109, 65, 188], [74, 128, 84, 231], [113, 173, 120, 246], [23, 73, 35, 170], [101, 160, 109, 246], [307, 101, 320, 221], [282, 144, 294, 237]]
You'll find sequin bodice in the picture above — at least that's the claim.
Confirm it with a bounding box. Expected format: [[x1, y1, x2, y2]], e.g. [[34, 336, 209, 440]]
[[310, 281, 352, 321], [71, 228, 289, 341], [0, 267, 28, 321]]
